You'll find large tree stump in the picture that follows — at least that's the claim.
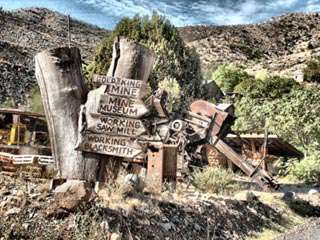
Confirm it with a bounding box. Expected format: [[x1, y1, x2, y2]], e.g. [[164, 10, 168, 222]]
[[84, 37, 155, 182], [35, 39, 155, 182], [35, 47, 102, 181]]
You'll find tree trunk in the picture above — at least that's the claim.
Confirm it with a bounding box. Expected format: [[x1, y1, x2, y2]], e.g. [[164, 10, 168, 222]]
[[35, 47, 102, 181], [35, 39, 155, 182], [84, 37, 155, 182]]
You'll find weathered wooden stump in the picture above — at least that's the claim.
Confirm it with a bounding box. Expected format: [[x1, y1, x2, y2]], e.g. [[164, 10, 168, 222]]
[[83, 37, 155, 182], [35, 47, 102, 181], [35, 38, 155, 182]]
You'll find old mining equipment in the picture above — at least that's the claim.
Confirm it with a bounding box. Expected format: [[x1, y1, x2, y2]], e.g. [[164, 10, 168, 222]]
[[149, 97, 279, 190], [0, 108, 51, 155]]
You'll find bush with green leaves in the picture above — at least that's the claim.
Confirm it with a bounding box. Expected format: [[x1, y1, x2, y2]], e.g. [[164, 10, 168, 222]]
[[235, 75, 297, 100], [86, 14, 202, 100], [192, 167, 235, 194], [303, 57, 320, 83], [234, 85, 320, 151], [27, 87, 44, 113], [274, 157, 298, 177], [158, 77, 181, 111], [289, 151, 320, 184], [210, 64, 253, 93]]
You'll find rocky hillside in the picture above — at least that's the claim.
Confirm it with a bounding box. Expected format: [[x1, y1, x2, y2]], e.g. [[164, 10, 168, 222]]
[[179, 13, 320, 79], [0, 8, 109, 104], [1, 9, 320, 105]]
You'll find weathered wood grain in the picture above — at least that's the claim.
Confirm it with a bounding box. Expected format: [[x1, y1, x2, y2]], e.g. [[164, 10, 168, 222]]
[[35, 47, 102, 181]]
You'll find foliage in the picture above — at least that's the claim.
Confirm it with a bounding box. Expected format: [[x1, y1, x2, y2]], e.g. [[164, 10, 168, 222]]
[[229, 43, 265, 60], [27, 87, 44, 113], [234, 75, 297, 99], [158, 77, 181, 111], [234, 85, 320, 150], [192, 167, 235, 194], [86, 13, 202, 99], [303, 57, 320, 83], [274, 157, 297, 177], [0, 97, 16, 108], [254, 69, 269, 81], [210, 64, 253, 93], [289, 151, 320, 183]]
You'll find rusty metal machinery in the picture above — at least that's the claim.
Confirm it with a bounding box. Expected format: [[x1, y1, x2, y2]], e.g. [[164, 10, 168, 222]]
[[146, 96, 279, 190]]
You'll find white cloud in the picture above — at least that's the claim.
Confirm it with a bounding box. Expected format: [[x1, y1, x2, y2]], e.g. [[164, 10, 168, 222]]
[[1, 0, 320, 28]]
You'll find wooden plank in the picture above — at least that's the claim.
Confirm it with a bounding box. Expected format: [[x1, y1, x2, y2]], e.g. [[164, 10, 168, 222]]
[[98, 94, 149, 118], [92, 75, 147, 98], [77, 133, 143, 158], [87, 113, 147, 137]]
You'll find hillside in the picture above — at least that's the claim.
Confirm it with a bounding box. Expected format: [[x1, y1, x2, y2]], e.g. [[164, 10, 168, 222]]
[[179, 12, 320, 79], [1, 9, 320, 104], [0, 8, 109, 104]]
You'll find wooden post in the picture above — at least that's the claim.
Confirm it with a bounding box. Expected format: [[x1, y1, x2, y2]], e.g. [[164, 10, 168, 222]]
[[83, 37, 155, 181], [35, 47, 102, 181]]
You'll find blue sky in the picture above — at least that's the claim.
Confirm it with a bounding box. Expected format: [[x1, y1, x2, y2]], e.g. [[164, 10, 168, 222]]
[[1, 0, 320, 29]]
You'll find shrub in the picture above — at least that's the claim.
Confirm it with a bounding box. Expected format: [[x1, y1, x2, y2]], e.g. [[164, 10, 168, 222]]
[[233, 77, 320, 151], [158, 77, 181, 111], [229, 43, 264, 60], [86, 13, 202, 100], [211, 64, 252, 93], [289, 151, 320, 184], [274, 157, 297, 177], [235, 75, 297, 100], [27, 87, 44, 113], [303, 57, 320, 83], [192, 167, 235, 194]]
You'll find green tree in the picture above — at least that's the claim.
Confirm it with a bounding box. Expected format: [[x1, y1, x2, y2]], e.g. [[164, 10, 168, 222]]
[[303, 57, 320, 83], [86, 14, 202, 99], [234, 83, 320, 151], [211, 64, 253, 93], [235, 75, 297, 100]]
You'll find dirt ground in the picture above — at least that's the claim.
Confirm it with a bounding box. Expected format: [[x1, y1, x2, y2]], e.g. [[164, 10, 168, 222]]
[[0, 173, 320, 240]]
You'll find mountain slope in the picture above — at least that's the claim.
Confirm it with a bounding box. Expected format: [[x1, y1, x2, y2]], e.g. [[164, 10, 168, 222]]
[[179, 12, 320, 79], [0, 8, 109, 104], [1, 9, 320, 105]]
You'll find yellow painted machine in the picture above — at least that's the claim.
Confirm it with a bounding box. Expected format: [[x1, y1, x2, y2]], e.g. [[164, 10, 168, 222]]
[[8, 123, 27, 145], [0, 108, 51, 155]]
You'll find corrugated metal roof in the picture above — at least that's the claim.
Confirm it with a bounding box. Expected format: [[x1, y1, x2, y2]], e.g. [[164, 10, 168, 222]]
[[226, 133, 304, 159]]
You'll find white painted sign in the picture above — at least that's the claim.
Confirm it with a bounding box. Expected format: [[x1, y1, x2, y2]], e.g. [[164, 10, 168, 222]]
[[87, 113, 147, 137], [78, 133, 143, 158], [98, 94, 149, 118], [92, 75, 147, 98]]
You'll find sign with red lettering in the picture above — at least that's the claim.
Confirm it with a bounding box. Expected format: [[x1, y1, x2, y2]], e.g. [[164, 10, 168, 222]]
[[92, 75, 147, 98], [77, 133, 143, 158], [98, 94, 149, 118], [87, 113, 147, 137]]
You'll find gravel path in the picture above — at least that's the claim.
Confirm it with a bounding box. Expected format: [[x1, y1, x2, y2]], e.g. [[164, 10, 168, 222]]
[[275, 218, 320, 240]]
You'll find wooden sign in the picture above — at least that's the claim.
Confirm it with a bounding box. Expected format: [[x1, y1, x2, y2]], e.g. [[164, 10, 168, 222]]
[[78, 133, 143, 158], [87, 113, 147, 137], [98, 94, 149, 118], [92, 75, 147, 98]]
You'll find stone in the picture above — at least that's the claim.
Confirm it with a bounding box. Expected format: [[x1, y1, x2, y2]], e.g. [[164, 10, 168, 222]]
[[159, 222, 175, 231], [282, 191, 296, 201], [246, 191, 258, 202], [4, 207, 21, 216], [52, 180, 93, 211], [308, 189, 319, 195], [100, 220, 109, 234], [110, 233, 121, 240]]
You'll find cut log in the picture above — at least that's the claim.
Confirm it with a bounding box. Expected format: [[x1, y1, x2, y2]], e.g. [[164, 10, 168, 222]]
[[35, 47, 102, 181], [83, 37, 155, 181]]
